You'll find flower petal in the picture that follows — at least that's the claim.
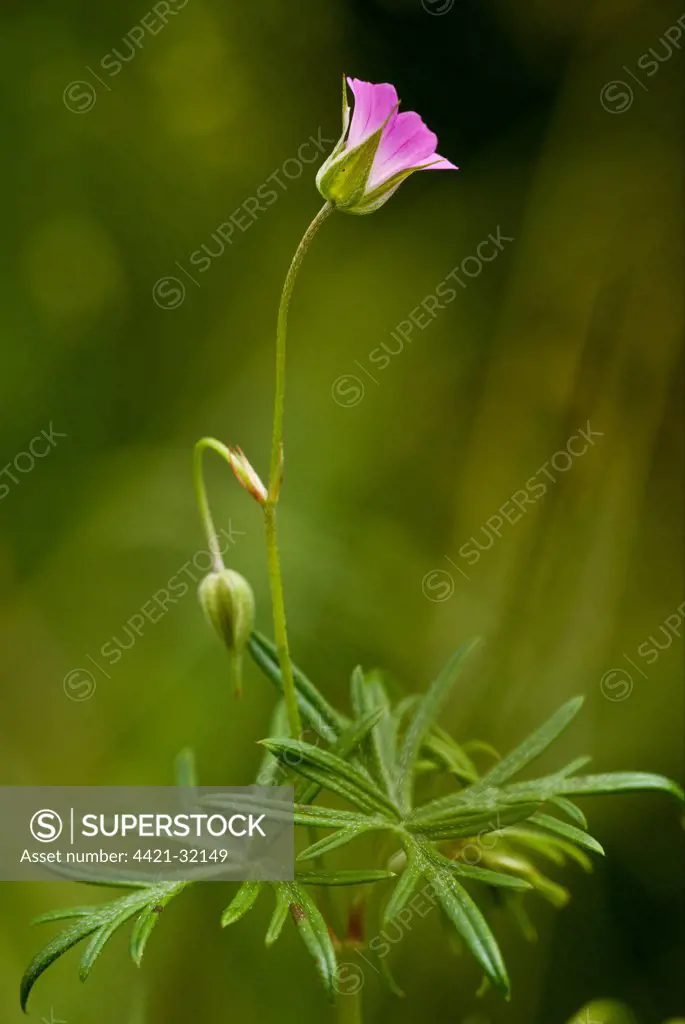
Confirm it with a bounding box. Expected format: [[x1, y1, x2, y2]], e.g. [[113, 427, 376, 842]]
[[421, 155, 459, 171], [368, 111, 448, 189], [346, 78, 399, 149]]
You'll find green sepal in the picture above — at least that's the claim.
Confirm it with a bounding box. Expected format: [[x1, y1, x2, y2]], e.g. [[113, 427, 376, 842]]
[[316, 116, 393, 211]]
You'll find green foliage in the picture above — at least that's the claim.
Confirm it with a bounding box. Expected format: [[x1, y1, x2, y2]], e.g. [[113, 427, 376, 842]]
[[20, 881, 188, 1012], [21, 633, 683, 1010]]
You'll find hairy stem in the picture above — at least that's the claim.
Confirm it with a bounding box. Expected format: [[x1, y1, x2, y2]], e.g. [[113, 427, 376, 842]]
[[264, 201, 334, 737]]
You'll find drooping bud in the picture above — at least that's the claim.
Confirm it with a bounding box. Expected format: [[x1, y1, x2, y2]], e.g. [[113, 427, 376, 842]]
[[198, 569, 255, 696]]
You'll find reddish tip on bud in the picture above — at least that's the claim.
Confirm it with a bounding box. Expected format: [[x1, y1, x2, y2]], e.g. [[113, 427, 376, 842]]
[[228, 447, 268, 505]]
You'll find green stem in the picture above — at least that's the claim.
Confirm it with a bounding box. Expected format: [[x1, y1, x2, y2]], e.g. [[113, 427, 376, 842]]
[[268, 201, 334, 492], [263, 502, 301, 737], [337, 975, 363, 1024], [193, 437, 237, 572], [264, 201, 334, 738]]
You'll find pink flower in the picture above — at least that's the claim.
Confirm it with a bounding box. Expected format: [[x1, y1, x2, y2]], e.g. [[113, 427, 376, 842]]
[[316, 76, 458, 215]]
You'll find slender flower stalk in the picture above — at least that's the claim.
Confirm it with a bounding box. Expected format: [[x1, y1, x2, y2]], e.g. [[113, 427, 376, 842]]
[[193, 438, 257, 695], [193, 436, 237, 572], [264, 200, 334, 738], [268, 200, 334, 492]]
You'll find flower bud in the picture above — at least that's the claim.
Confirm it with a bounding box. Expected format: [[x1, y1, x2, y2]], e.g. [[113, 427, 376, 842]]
[[227, 446, 268, 505], [198, 569, 255, 695]]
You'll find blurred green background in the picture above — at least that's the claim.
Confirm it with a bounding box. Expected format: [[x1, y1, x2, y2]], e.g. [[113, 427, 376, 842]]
[[1, 0, 683, 1021]]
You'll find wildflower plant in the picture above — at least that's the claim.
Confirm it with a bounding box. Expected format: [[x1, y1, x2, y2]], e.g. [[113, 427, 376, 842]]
[[21, 78, 683, 1022]]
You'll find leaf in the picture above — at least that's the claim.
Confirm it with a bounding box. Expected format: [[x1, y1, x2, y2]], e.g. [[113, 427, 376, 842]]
[[31, 906, 101, 925], [294, 805, 376, 829], [350, 667, 400, 801], [21, 886, 180, 1011], [22, 916, 105, 1010], [479, 697, 585, 788], [504, 891, 538, 941], [462, 739, 501, 763], [392, 694, 420, 732], [409, 802, 539, 841], [559, 771, 685, 803], [297, 707, 385, 806], [531, 814, 604, 855], [260, 738, 399, 818], [379, 954, 406, 998], [331, 707, 385, 760], [221, 881, 263, 927], [80, 912, 133, 982], [409, 794, 536, 827], [33, 861, 153, 888], [295, 869, 395, 886], [175, 748, 198, 788], [265, 887, 290, 947], [382, 849, 423, 923], [422, 730, 479, 785], [415, 841, 510, 995], [549, 796, 588, 829], [297, 823, 386, 862], [130, 883, 186, 967], [559, 756, 593, 777], [256, 700, 291, 786], [248, 632, 348, 742], [503, 826, 592, 872], [396, 639, 480, 811], [439, 857, 533, 891], [498, 769, 685, 808], [285, 884, 338, 1000], [202, 790, 297, 828], [129, 910, 162, 969]]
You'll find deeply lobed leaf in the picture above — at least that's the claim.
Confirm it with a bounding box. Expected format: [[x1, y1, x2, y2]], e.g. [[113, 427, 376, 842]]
[[21, 882, 186, 1012]]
